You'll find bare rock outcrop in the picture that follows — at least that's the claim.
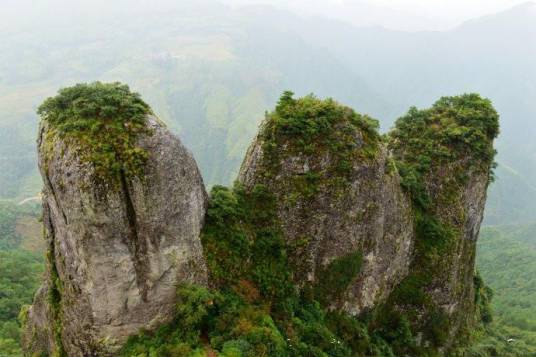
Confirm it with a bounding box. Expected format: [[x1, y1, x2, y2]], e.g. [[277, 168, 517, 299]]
[[238, 93, 414, 313], [22, 115, 208, 356], [387, 94, 499, 351]]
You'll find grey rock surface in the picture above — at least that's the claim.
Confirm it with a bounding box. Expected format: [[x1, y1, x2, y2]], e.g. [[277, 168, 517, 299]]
[[423, 165, 490, 350], [23, 116, 208, 356], [238, 130, 414, 314]]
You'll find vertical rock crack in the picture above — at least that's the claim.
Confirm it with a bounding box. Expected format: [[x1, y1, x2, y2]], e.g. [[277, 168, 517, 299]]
[[120, 170, 149, 302]]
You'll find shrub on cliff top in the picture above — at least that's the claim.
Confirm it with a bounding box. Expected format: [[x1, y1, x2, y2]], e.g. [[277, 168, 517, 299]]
[[37, 82, 152, 180], [389, 93, 499, 181], [260, 92, 380, 180], [265, 91, 379, 145]]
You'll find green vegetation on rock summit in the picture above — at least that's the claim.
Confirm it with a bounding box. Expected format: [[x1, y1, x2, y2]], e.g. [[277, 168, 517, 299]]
[[38, 82, 152, 181]]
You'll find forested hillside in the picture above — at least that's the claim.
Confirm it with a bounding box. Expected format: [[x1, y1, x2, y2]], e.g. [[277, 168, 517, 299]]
[[476, 225, 536, 354], [0, 202, 43, 356]]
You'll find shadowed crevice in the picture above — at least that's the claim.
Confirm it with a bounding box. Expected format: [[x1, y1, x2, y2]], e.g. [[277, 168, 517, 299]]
[[120, 170, 149, 302]]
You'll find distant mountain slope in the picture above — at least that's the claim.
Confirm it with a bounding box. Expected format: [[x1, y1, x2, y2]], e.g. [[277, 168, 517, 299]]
[[0, 201, 43, 356], [477, 224, 536, 353], [290, 2, 536, 224], [0, 0, 388, 196], [1, 1, 535, 225], [485, 165, 536, 224]]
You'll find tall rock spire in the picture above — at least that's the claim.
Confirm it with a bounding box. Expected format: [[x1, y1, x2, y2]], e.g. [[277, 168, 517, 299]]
[[238, 92, 414, 313], [22, 83, 208, 356], [386, 94, 499, 351]]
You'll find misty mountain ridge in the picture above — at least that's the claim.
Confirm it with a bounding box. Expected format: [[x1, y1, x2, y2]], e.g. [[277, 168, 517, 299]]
[[0, 1, 535, 226]]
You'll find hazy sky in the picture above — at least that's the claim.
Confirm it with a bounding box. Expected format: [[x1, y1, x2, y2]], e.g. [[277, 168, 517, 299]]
[[222, 0, 532, 31], [1, 0, 533, 32]]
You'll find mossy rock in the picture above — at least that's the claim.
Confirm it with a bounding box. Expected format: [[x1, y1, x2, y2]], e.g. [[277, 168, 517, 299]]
[[239, 92, 414, 315], [37, 82, 152, 182], [376, 94, 500, 353]]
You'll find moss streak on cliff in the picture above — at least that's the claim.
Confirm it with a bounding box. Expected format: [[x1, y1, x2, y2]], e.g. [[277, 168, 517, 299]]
[[314, 250, 363, 308], [45, 209, 66, 357]]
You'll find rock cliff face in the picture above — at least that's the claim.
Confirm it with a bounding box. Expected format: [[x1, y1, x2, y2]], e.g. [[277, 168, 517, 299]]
[[385, 94, 499, 350], [238, 93, 498, 352], [238, 94, 414, 314], [23, 115, 208, 356], [22, 87, 498, 356], [425, 165, 489, 348]]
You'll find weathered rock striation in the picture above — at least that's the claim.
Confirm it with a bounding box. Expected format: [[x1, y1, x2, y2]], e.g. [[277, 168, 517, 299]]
[[22, 100, 208, 355], [238, 93, 414, 313]]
